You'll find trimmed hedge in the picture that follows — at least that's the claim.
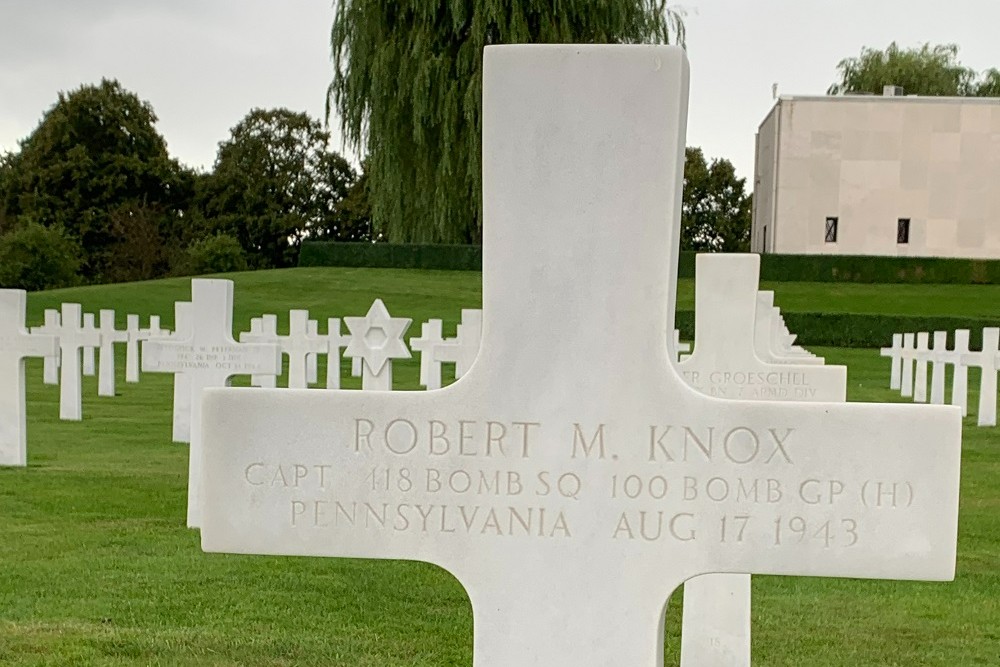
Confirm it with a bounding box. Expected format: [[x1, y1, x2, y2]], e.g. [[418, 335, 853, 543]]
[[300, 242, 1000, 285], [675, 311, 996, 349], [758, 253, 1000, 284], [299, 242, 482, 271]]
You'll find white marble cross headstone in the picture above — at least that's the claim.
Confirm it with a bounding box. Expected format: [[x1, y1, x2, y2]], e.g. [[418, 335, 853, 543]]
[[57, 303, 101, 421], [82, 312, 97, 377], [678, 253, 847, 665], [754, 292, 821, 366], [279, 310, 327, 389], [142, 279, 281, 526], [343, 299, 412, 390], [324, 318, 350, 390], [125, 314, 142, 384], [0, 290, 59, 466], [199, 46, 962, 667], [409, 319, 447, 390], [929, 331, 948, 405], [880, 334, 904, 391], [677, 255, 846, 402], [434, 309, 483, 380], [962, 328, 1000, 427], [912, 332, 931, 403], [307, 319, 320, 385], [97, 310, 129, 397], [170, 302, 193, 443], [239, 314, 279, 389], [899, 333, 916, 397], [945, 330, 971, 417], [31, 308, 61, 386]]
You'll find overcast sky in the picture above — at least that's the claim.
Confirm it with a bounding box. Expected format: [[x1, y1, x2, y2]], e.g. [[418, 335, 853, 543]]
[[3, 0, 1000, 181]]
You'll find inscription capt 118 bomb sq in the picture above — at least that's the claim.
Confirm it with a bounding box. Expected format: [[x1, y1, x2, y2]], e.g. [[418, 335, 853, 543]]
[[200, 46, 959, 667], [244, 416, 909, 550]]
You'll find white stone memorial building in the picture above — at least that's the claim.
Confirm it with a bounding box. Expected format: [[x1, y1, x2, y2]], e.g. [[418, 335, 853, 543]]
[[752, 88, 1000, 258]]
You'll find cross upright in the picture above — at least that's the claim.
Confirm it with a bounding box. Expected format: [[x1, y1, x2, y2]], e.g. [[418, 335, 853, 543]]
[[433, 309, 483, 380], [31, 309, 61, 386], [170, 302, 193, 443], [678, 254, 845, 401], [880, 333, 904, 391], [279, 310, 327, 389], [323, 318, 350, 390], [410, 319, 447, 389], [929, 331, 949, 405], [200, 46, 961, 667], [962, 327, 1000, 427], [143, 279, 281, 527], [912, 332, 931, 402], [82, 312, 98, 376], [97, 309, 129, 397], [946, 330, 971, 417], [0, 290, 59, 466], [899, 332, 916, 397], [307, 319, 320, 384], [239, 314, 279, 388], [57, 303, 101, 421]]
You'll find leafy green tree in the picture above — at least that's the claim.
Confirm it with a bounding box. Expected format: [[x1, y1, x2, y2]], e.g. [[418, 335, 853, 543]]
[[313, 158, 374, 242], [201, 108, 356, 268], [330, 0, 685, 244], [0, 79, 192, 281], [681, 147, 751, 252], [828, 42, 1000, 97], [180, 233, 248, 275], [0, 221, 81, 290]]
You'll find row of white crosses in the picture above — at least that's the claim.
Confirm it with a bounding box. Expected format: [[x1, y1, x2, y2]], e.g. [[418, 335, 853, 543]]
[[0, 292, 166, 463], [881, 328, 1000, 426], [199, 45, 960, 667], [27, 303, 168, 420]]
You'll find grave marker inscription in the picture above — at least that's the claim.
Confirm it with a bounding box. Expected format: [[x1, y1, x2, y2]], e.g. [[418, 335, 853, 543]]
[[200, 46, 961, 667]]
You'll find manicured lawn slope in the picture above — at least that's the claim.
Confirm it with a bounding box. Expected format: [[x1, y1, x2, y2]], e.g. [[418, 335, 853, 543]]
[[1, 269, 997, 665]]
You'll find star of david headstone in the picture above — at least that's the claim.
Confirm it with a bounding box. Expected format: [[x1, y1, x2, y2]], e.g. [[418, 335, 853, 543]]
[[199, 46, 961, 667], [0, 290, 58, 466], [343, 299, 411, 390]]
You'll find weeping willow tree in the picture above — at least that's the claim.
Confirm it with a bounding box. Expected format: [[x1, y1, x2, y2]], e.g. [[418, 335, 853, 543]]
[[330, 1, 685, 243]]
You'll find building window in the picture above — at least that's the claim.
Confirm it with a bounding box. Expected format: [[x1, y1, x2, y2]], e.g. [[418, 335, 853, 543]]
[[825, 217, 838, 243], [762, 225, 767, 253], [897, 218, 910, 244]]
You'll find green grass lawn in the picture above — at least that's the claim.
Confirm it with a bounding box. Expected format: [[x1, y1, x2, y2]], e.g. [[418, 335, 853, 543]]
[[2, 269, 998, 665], [23, 267, 1000, 331]]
